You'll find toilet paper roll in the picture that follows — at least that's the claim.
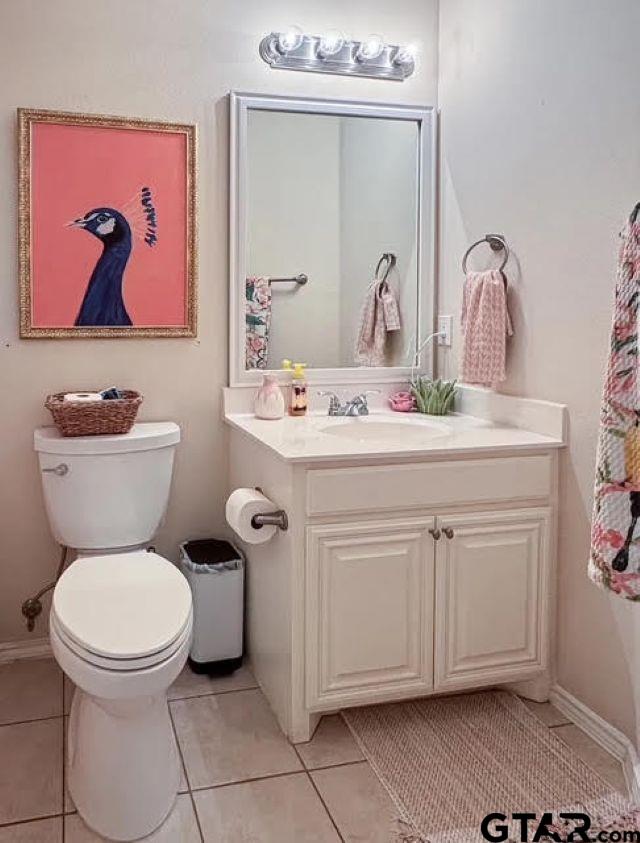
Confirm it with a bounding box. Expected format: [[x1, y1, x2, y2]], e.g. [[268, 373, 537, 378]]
[[225, 488, 278, 544], [62, 392, 103, 402]]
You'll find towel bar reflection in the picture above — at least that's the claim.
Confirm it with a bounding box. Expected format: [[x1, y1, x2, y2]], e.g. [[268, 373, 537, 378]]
[[269, 274, 308, 285]]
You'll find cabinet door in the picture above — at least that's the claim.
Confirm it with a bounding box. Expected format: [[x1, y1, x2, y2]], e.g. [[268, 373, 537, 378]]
[[306, 517, 436, 709], [434, 508, 551, 692]]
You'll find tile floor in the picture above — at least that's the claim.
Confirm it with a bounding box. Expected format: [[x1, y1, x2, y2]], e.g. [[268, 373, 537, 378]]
[[0, 658, 629, 841]]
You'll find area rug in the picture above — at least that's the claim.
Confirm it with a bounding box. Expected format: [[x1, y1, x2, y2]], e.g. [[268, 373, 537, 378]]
[[342, 691, 637, 842]]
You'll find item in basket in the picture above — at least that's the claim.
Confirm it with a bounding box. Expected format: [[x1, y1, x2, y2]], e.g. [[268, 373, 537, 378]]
[[100, 387, 124, 400], [62, 392, 103, 402]]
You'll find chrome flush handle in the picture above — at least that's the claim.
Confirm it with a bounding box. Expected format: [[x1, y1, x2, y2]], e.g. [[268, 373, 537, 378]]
[[42, 463, 69, 477]]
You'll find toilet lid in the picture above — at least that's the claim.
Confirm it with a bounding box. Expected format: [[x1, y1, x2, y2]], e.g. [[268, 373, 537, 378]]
[[52, 552, 192, 659]]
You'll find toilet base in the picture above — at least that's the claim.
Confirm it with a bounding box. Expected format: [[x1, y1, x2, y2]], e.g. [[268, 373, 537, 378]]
[[68, 688, 180, 841]]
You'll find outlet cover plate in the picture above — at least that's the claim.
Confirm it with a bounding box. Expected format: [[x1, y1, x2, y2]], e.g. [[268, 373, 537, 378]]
[[438, 315, 452, 346]]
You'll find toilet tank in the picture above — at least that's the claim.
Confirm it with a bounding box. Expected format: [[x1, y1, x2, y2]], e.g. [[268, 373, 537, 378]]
[[34, 422, 180, 551]]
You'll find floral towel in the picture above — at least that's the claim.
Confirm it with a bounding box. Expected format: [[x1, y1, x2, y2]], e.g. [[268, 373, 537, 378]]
[[245, 277, 271, 369], [589, 211, 640, 599]]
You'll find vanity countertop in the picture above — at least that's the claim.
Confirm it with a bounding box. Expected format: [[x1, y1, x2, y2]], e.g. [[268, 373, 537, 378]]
[[224, 410, 564, 463]]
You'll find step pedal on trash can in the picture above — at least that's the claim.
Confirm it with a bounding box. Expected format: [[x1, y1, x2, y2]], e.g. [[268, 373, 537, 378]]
[[179, 539, 244, 674]]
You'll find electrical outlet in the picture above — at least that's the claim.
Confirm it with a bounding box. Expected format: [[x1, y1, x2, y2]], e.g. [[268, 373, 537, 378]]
[[438, 315, 452, 346]]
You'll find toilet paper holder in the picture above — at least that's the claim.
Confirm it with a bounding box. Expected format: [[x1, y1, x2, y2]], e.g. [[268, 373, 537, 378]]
[[252, 488, 289, 532]]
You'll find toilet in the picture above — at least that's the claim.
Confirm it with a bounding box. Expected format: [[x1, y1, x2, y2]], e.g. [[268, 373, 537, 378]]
[[34, 422, 192, 842]]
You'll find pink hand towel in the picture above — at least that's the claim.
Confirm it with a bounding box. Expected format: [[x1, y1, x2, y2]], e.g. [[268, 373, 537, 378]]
[[355, 278, 401, 367], [460, 269, 513, 387]]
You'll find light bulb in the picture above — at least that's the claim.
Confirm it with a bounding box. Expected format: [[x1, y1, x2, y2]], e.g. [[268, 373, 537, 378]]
[[356, 34, 385, 62], [317, 29, 345, 58], [393, 44, 417, 66], [277, 26, 304, 54]]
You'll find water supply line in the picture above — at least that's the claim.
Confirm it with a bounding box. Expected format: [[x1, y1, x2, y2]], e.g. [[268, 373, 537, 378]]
[[21, 545, 68, 632]]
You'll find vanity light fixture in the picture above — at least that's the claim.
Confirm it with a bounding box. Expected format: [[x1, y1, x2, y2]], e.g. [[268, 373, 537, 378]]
[[317, 29, 346, 59], [355, 34, 386, 62], [276, 25, 304, 55], [393, 44, 418, 67], [259, 29, 416, 81]]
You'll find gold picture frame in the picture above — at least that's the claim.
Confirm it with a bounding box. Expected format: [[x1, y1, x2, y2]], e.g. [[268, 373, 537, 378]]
[[18, 108, 197, 338]]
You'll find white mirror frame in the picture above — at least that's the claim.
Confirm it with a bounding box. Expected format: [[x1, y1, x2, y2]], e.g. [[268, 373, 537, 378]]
[[229, 91, 437, 387]]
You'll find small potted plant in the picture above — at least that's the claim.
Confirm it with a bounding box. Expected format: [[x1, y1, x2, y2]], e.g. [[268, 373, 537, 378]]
[[411, 376, 457, 416]]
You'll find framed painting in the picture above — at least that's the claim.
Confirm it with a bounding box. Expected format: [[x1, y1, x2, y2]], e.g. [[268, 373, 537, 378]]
[[18, 108, 197, 338]]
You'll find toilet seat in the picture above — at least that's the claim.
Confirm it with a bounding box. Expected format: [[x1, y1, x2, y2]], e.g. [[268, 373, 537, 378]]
[[50, 609, 192, 671], [52, 551, 192, 669]]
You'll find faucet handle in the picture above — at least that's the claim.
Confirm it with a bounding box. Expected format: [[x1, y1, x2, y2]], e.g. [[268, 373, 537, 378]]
[[351, 389, 381, 405], [317, 391, 342, 413]]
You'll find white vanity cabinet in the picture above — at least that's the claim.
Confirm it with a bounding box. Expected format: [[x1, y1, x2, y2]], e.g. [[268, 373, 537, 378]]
[[305, 516, 436, 709], [433, 508, 551, 693], [227, 417, 561, 743], [305, 507, 551, 712]]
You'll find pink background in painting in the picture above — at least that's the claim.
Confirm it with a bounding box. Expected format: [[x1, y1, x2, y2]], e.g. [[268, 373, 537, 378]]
[[31, 122, 188, 327]]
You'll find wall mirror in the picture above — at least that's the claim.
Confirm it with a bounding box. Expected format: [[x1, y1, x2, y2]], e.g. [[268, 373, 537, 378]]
[[229, 92, 436, 386]]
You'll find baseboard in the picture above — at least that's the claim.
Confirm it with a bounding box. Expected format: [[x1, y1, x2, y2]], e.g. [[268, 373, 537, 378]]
[[550, 684, 640, 805], [0, 637, 52, 664]]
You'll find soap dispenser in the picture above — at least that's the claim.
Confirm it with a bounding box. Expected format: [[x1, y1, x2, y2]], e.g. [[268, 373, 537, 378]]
[[283, 359, 308, 417]]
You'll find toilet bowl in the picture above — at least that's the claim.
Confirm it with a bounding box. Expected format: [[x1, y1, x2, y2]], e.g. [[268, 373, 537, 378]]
[[34, 423, 191, 841], [51, 551, 192, 841]]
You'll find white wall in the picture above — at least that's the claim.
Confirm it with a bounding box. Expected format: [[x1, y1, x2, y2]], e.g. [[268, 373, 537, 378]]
[[247, 110, 342, 368], [0, 0, 438, 643], [438, 0, 640, 745]]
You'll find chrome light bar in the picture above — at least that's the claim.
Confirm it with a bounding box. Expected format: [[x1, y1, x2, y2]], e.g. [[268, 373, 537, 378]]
[[259, 29, 416, 81]]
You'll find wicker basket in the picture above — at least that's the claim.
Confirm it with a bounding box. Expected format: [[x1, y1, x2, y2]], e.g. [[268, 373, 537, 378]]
[[45, 390, 143, 437]]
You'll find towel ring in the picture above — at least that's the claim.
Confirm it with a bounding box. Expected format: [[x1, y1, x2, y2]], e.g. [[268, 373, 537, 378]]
[[462, 234, 509, 274], [375, 252, 396, 282]]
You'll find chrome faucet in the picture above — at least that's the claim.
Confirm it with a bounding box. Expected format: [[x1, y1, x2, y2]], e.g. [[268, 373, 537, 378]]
[[318, 390, 380, 416]]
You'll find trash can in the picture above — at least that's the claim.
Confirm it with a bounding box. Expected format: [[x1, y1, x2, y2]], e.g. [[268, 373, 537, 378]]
[[179, 539, 244, 675]]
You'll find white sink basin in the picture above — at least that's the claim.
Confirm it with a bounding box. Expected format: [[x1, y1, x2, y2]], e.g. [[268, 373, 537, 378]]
[[319, 417, 449, 445]]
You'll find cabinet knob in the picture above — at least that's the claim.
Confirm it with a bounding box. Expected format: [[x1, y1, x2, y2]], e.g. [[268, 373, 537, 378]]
[[429, 528, 441, 541], [443, 527, 454, 539]]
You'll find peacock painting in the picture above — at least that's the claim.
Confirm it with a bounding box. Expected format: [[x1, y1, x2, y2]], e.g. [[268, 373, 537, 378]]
[[20, 109, 196, 338], [69, 187, 158, 327]]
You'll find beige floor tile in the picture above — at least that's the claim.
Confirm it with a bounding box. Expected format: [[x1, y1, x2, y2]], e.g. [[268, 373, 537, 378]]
[[522, 699, 571, 728], [296, 715, 364, 770], [311, 761, 400, 843], [554, 724, 628, 796], [168, 663, 257, 700], [63, 717, 75, 814], [0, 658, 62, 725], [64, 794, 201, 841], [0, 718, 63, 824], [0, 817, 63, 842], [178, 754, 189, 793], [64, 676, 75, 716], [172, 689, 301, 788], [194, 772, 339, 842]]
